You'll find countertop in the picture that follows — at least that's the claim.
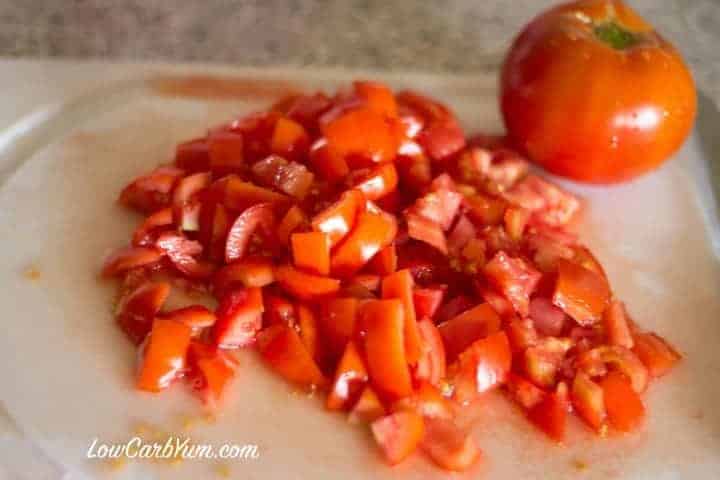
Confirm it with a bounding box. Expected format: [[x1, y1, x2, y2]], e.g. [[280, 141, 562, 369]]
[[1, 0, 720, 102]]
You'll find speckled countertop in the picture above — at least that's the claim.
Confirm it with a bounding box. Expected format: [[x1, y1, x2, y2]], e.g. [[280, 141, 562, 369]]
[[1, 0, 720, 101]]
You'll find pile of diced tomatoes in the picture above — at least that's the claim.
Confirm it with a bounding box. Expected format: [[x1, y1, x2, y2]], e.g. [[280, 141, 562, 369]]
[[102, 81, 681, 471]]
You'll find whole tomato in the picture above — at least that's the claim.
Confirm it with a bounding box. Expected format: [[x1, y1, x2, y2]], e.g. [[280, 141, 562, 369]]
[[501, 0, 696, 184]]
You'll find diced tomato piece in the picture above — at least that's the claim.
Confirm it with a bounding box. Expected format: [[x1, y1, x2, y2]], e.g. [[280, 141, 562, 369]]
[[187, 341, 238, 410], [175, 138, 210, 172], [197, 201, 231, 261], [208, 131, 244, 173], [213, 287, 264, 348], [577, 345, 648, 393], [116, 282, 171, 344], [274, 264, 341, 300], [412, 287, 445, 320], [505, 318, 539, 352], [447, 214, 477, 254], [172, 172, 211, 230], [309, 138, 350, 182], [225, 203, 276, 263], [523, 337, 572, 388], [504, 206, 530, 241], [277, 205, 308, 246], [602, 301, 634, 349], [327, 341, 369, 410], [323, 107, 401, 164], [319, 297, 358, 361], [571, 372, 606, 431], [392, 381, 454, 420], [483, 251, 541, 317], [600, 371, 645, 432], [476, 284, 514, 319], [439, 303, 502, 361], [418, 118, 466, 162], [212, 175, 291, 212], [256, 324, 327, 387], [137, 318, 192, 392], [311, 189, 365, 247], [119, 166, 184, 214], [354, 81, 398, 117], [285, 93, 332, 132], [156, 232, 215, 279], [407, 213, 447, 254], [348, 274, 381, 292], [349, 386, 386, 423], [251, 154, 314, 199], [102, 246, 163, 277], [410, 185, 463, 231], [351, 163, 398, 201], [296, 303, 320, 362], [572, 245, 608, 282], [382, 269, 422, 365], [451, 331, 512, 404], [505, 372, 545, 410], [162, 305, 216, 329], [270, 116, 310, 160], [368, 244, 397, 276], [421, 417, 481, 472], [553, 258, 610, 326], [331, 208, 397, 278], [435, 295, 474, 325], [212, 256, 274, 297], [132, 208, 174, 247], [362, 299, 413, 400], [264, 294, 296, 327], [632, 331, 682, 378], [415, 319, 447, 387], [465, 194, 507, 226], [503, 175, 580, 227], [527, 387, 568, 442], [529, 297, 567, 337], [291, 231, 331, 276], [371, 411, 425, 465]]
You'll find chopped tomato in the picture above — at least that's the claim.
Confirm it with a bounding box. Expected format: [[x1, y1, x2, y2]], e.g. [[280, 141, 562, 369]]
[[132, 208, 174, 247], [274, 264, 341, 300], [296, 303, 320, 364], [368, 244, 397, 276], [409, 182, 463, 231], [156, 232, 215, 279], [264, 294, 296, 327], [415, 319, 447, 387], [603, 301, 634, 349], [326, 341, 368, 410], [198, 201, 231, 261], [421, 417, 481, 472], [553, 258, 610, 326], [271, 116, 310, 160], [447, 214, 477, 254], [371, 411, 425, 465], [208, 131, 244, 173], [632, 331, 682, 378], [505, 372, 545, 410], [529, 297, 567, 337], [119, 166, 184, 214], [351, 163, 398, 201], [256, 323, 327, 387], [438, 303, 502, 361], [175, 138, 210, 172], [311, 189, 365, 247], [412, 287, 445, 320], [571, 372, 606, 431], [484, 251, 541, 317], [251, 154, 314, 199], [324, 107, 401, 164], [212, 257, 275, 297], [277, 205, 308, 246], [172, 172, 211, 230], [319, 297, 358, 361], [213, 287, 264, 348], [362, 299, 413, 400], [354, 81, 398, 117], [407, 213, 448, 254], [309, 138, 350, 182], [102, 246, 163, 277], [137, 318, 192, 392], [465, 194, 507, 226], [382, 269, 422, 365], [523, 337, 572, 388], [348, 274, 381, 292], [577, 345, 648, 393], [505, 318, 539, 352], [331, 208, 397, 277], [212, 175, 291, 212], [349, 386, 386, 423], [527, 387, 568, 442], [162, 305, 217, 330], [225, 203, 276, 263], [503, 175, 580, 227], [116, 282, 171, 344], [451, 331, 512, 404], [187, 342, 238, 409], [392, 382, 454, 420], [291, 231, 331, 276], [434, 295, 474, 325], [600, 371, 645, 432]]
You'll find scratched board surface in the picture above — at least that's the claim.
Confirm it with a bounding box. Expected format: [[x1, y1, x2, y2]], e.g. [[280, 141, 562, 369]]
[[0, 64, 718, 480]]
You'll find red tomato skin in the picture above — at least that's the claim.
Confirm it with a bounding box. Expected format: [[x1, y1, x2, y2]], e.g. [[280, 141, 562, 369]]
[[415, 319, 447, 387], [438, 303, 502, 362], [600, 371, 645, 432], [116, 282, 171, 344], [527, 389, 568, 442], [500, 0, 696, 183], [213, 287, 264, 348], [137, 318, 193, 392], [225, 203, 276, 263], [256, 324, 327, 387], [371, 411, 425, 465]]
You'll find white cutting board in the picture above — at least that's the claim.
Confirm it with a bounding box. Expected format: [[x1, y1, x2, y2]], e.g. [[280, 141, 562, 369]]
[[0, 60, 718, 480]]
